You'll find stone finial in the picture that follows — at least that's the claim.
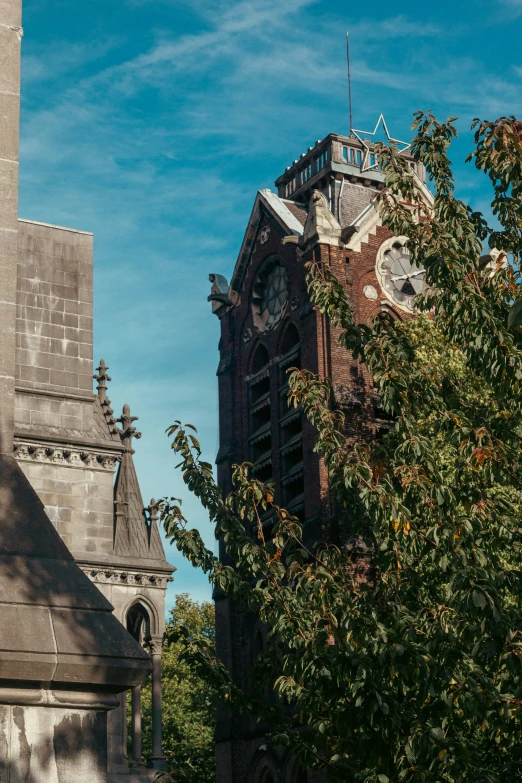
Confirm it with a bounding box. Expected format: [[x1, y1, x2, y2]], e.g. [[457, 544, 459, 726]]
[[116, 404, 142, 453], [94, 359, 111, 402], [283, 189, 343, 250], [144, 498, 160, 549], [146, 498, 160, 527], [94, 358, 117, 431]]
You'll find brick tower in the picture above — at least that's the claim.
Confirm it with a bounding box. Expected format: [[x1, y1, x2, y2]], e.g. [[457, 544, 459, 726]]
[[208, 130, 432, 783]]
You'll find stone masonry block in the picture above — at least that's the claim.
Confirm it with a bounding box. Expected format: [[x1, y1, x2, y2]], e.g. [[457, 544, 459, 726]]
[[0, 26, 21, 96], [0, 92, 19, 164], [18, 364, 50, 384], [0, 0, 22, 26]]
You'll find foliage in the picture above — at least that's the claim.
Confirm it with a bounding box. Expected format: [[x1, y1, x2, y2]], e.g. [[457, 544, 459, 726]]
[[161, 114, 522, 782], [137, 594, 217, 782]]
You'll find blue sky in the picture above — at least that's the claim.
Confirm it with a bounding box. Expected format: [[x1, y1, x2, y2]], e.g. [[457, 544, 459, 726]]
[[18, 0, 522, 610]]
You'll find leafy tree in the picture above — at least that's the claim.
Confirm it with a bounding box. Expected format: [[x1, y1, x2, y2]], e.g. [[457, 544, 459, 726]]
[[161, 115, 522, 782], [138, 594, 216, 782]]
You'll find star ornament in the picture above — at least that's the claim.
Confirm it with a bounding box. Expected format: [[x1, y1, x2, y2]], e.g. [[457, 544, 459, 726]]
[[351, 114, 411, 173]]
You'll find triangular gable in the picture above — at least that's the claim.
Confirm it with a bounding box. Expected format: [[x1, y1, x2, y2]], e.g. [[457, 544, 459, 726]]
[[229, 189, 305, 296]]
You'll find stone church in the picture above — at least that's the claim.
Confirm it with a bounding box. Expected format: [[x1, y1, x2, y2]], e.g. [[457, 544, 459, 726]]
[[0, 1, 173, 780], [209, 132, 432, 781]]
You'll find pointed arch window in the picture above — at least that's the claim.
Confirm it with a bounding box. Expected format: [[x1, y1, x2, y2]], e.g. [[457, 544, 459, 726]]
[[278, 323, 304, 519], [248, 343, 272, 484]]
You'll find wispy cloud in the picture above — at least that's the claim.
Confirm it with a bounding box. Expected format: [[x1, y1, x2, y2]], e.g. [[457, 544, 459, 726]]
[[22, 38, 118, 85], [18, 0, 522, 606]]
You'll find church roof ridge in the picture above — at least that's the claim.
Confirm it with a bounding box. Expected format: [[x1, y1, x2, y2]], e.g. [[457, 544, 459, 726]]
[[18, 217, 93, 235]]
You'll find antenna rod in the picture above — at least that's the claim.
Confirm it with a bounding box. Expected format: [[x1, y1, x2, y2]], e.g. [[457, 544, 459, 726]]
[[346, 31, 353, 135]]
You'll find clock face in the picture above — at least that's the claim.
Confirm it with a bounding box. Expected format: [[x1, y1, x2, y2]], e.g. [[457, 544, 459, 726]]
[[252, 259, 288, 332], [377, 241, 426, 311]]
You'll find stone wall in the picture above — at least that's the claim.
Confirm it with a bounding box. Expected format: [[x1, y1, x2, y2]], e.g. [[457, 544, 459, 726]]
[[15, 390, 94, 433], [16, 219, 93, 397], [15, 452, 116, 560]]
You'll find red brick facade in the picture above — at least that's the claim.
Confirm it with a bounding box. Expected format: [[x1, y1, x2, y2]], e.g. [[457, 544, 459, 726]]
[[211, 133, 423, 783]]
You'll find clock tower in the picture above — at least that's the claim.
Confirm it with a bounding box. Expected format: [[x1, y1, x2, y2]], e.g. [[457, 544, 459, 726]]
[[208, 128, 431, 783]]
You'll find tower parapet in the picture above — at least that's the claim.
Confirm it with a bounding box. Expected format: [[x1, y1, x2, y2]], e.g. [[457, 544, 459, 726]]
[[275, 131, 426, 204]]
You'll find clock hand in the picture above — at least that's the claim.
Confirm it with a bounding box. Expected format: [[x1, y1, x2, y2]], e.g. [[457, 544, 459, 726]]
[[390, 269, 426, 282]]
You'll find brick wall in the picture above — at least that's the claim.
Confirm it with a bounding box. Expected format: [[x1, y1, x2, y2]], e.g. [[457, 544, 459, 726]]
[[214, 199, 416, 782]]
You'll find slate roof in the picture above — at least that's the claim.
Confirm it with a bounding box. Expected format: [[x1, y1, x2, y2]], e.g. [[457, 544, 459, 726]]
[[338, 182, 378, 228], [93, 394, 121, 442], [281, 199, 308, 227], [113, 450, 171, 571], [0, 454, 151, 687]]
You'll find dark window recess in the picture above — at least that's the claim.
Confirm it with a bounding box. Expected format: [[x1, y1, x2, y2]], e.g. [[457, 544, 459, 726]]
[[251, 431, 272, 461], [278, 325, 304, 511], [281, 322, 300, 355], [251, 343, 269, 374], [251, 399, 271, 432], [283, 471, 304, 506], [282, 440, 303, 473], [249, 344, 273, 476], [250, 371, 270, 403], [253, 459, 272, 483], [281, 409, 302, 443], [279, 324, 301, 415]]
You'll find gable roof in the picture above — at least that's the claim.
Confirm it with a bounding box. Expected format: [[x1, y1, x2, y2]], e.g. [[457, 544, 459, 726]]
[[229, 175, 434, 295], [230, 189, 304, 295]]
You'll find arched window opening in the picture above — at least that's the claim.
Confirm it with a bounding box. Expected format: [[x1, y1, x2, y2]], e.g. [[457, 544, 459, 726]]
[[278, 324, 304, 518], [260, 769, 276, 783], [248, 344, 273, 516], [280, 322, 300, 357], [125, 602, 153, 769], [250, 343, 271, 404], [251, 342, 269, 374], [127, 602, 151, 644]]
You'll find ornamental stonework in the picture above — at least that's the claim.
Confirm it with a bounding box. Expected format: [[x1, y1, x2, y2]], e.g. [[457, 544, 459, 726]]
[[82, 567, 172, 590], [14, 442, 119, 472]]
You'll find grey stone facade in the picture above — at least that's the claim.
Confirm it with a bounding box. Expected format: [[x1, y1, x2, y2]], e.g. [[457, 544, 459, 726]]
[[0, 0, 174, 779], [11, 219, 174, 782]]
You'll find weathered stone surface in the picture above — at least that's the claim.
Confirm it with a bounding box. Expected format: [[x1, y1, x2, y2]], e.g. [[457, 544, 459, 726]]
[[16, 220, 94, 397], [0, 704, 108, 783], [0, 93, 20, 163], [0, 0, 22, 26], [0, 454, 152, 688]]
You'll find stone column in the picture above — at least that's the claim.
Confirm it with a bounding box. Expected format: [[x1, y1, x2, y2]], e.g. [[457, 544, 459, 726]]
[[0, 0, 22, 454], [131, 685, 144, 766], [149, 635, 168, 770]]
